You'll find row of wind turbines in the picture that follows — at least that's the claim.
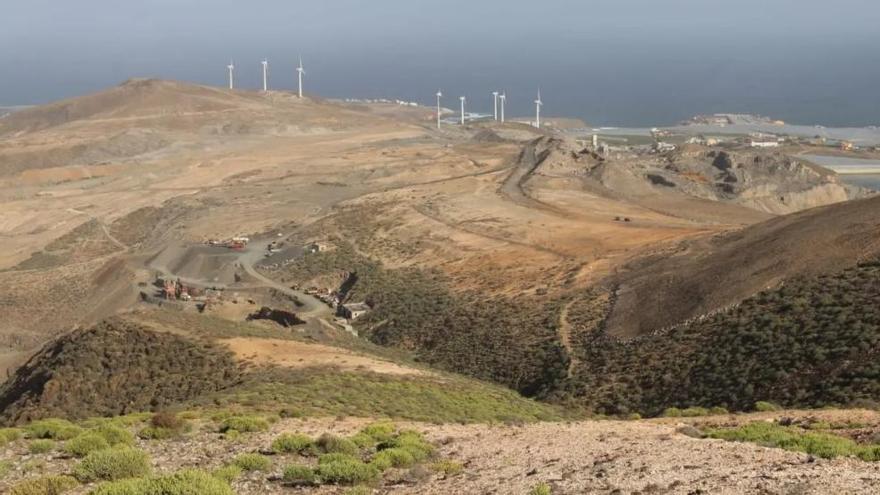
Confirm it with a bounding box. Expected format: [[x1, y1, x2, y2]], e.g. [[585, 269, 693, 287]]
[[436, 89, 543, 130], [226, 58, 306, 98], [223, 59, 545, 130]]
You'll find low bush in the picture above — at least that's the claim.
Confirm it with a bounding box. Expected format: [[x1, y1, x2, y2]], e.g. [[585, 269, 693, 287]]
[[231, 453, 271, 472], [271, 433, 314, 454], [210, 465, 242, 483], [29, 439, 55, 454], [25, 419, 83, 440], [137, 426, 178, 440], [755, 401, 782, 412], [150, 412, 184, 430], [317, 434, 359, 456], [0, 427, 22, 445], [10, 475, 78, 495], [359, 422, 395, 443], [315, 457, 378, 484], [219, 416, 268, 433], [0, 459, 12, 478], [661, 407, 682, 418], [282, 464, 316, 484], [64, 433, 110, 457], [380, 431, 433, 462], [92, 425, 135, 446], [530, 482, 552, 495], [705, 421, 880, 460], [680, 407, 711, 417], [319, 453, 360, 465], [371, 448, 414, 469], [89, 469, 233, 495], [74, 447, 151, 482]]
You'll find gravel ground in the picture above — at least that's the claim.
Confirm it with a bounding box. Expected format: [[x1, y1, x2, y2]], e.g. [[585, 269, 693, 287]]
[[3, 414, 880, 494]]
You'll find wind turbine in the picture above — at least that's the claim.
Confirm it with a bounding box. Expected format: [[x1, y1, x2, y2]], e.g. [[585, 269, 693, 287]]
[[460, 96, 466, 125], [436, 90, 443, 130], [492, 91, 499, 121], [296, 56, 305, 98], [534, 89, 543, 129], [499, 92, 506, 123], [227, 61, 235, 89], [261, 59, 269, 92]]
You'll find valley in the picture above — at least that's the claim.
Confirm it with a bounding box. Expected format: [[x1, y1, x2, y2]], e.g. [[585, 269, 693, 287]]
[[1, 79, 880, 494]]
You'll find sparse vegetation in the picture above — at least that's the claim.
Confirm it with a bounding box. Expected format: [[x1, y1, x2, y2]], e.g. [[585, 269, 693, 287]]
[[706, 421, 880, 461], [89, 469, 233, 495], [529, 482, 552, 495], [231, 453, 271, 472], [196, 367, 565, 424], [316, 434, 359, 456], [209, 465, 242, 483], [219, 415, 269, 434], [25, 419, 82, 441], [28, 440, 55, 454], [271, 433, 315, 454], [63, 433, 110, 457], [282, 464, 317, 484], [315, 456, 378, 484]]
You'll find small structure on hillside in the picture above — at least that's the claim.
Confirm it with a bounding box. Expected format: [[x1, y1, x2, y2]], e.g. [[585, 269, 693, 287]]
[[340, 302, 371, 320]]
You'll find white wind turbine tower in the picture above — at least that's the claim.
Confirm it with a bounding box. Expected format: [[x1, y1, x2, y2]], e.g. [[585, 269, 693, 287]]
[[227, 61, 235, 89], [436, 90, 443, 130], [492, 91, 499, 121], [460, 96, 466, 125], [261, 59, 269, 92], [534, 89, 543, 129], [499, 92, 506, 123], [296, 56, 305, 98]]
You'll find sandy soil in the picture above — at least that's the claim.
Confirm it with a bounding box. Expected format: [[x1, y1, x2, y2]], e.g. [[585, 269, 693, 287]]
[[221, 337, 428, 377]]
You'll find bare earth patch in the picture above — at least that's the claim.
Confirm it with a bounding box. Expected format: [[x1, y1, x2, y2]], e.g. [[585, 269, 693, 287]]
[[220, 337, 427, 376]]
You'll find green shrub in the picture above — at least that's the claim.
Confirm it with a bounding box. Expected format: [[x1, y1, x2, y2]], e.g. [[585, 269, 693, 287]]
[[0, 459, 13, 479], [319, 453, 360, 465], [90, 469, 233, 495], [282, 464, 316, 484], [64, 433, 110, 458], [0, 427, 22, 445], [316, 457, 378, 484], [349, 432, 376, 449], [529, 482, 552, 495], [137, 426, 178, 440], [271, 433, 314, 454], [360, 422, 395, 443], [222, 430, 241, 441], [10, 475, 78, 495], [26, 419, 83, 440], [210, 465, 242, 483], [219, 416, 268, 433], [380, 431, 433, 461], [755, 401, 782, 412], [709, 407, 729, 415], [705, 422, 875, 459], [231, 453, 271, 472], [92, 425, 135, 446], [371, 448, 414, 469], [680, 407, 711, 417], [661, 407, 682, 418], [625, 413, 642, 420], [29, 439, 55, 454], [74, 447, 151, 482], [317, 434, 359, 456], [430, 459, 463, 475]]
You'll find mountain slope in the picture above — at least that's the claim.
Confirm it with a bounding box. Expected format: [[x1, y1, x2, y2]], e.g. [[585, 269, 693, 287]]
[[605, 194, 880, 339]]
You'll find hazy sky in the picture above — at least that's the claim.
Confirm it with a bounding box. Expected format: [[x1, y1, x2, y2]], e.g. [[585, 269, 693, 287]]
[[3, 0, 880, 125]]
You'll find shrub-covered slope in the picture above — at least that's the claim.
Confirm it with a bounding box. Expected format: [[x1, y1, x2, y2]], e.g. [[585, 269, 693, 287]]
[[552, 260, 880, 415], [0, 319, 240, 424]]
